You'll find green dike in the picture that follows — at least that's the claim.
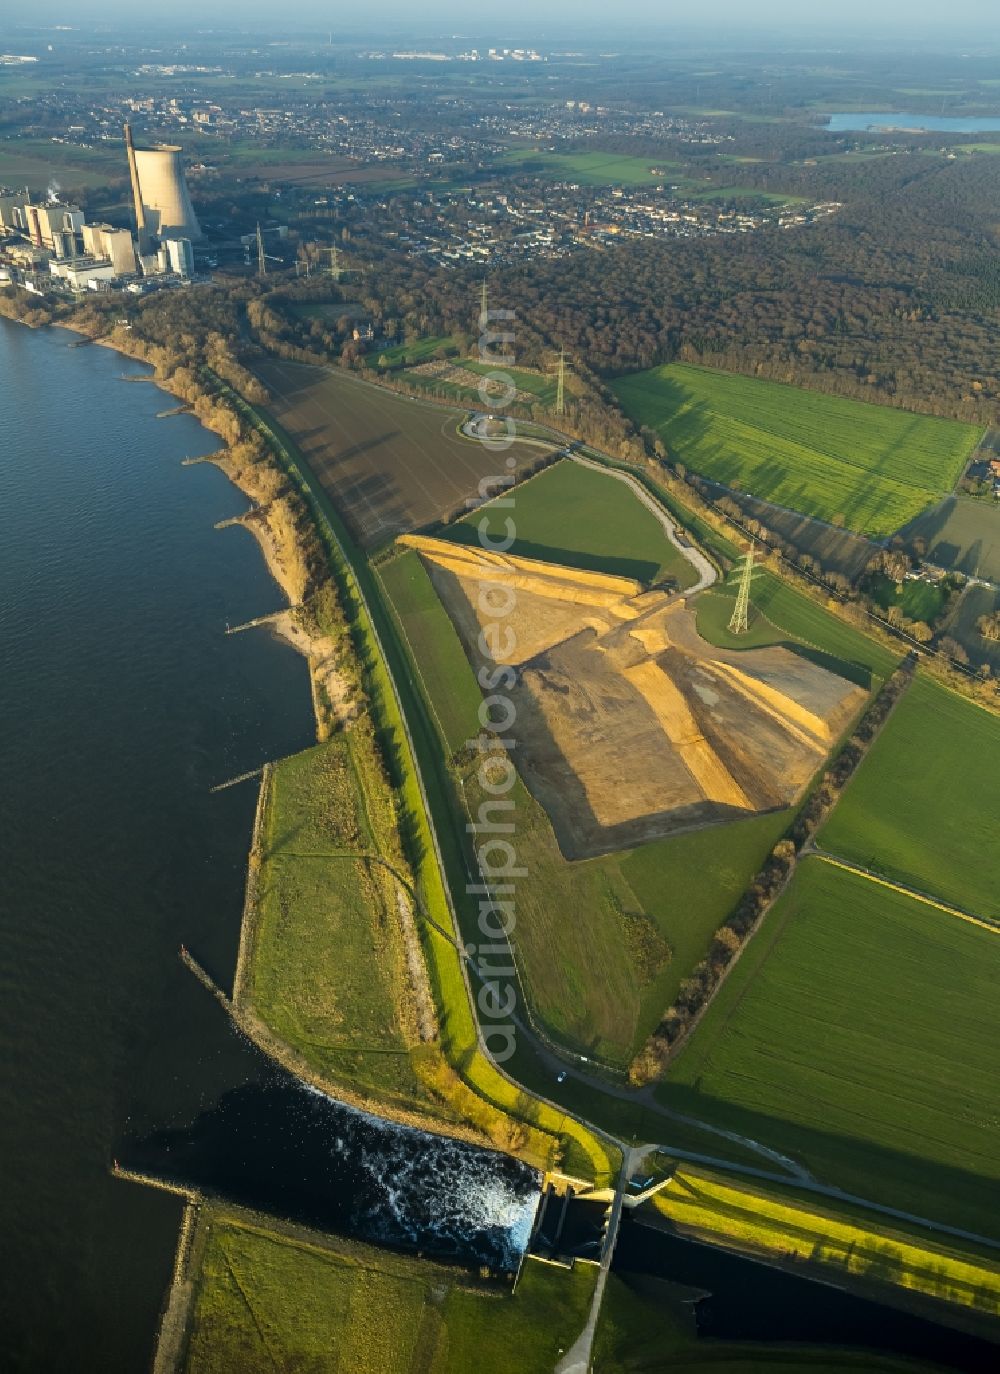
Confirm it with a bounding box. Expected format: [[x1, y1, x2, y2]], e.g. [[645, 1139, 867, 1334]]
[[184, 1210, 596, 1374], [661, 856, 1000, 1239], [248, 734, 432, 1113], [376, 549, 482, 756], [818, 673, 1000, 921], [645, 1164, 1000, 1320], [221, 382, 616, 1184]]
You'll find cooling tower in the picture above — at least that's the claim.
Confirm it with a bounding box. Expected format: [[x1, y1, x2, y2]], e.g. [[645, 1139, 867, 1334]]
[[132, 144, 202, 241]]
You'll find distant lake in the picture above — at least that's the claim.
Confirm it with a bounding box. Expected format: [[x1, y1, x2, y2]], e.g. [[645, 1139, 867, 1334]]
[[825, 111, 1000, 134]]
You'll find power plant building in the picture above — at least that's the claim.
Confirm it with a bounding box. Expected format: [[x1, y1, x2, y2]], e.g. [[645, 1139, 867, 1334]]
[[164, 236, 194, 278], [22, 202, 84, 250], [82, 222, 137, 276]]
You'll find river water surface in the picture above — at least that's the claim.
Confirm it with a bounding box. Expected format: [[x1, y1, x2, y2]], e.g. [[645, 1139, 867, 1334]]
[[0, 320, 537, 1373]]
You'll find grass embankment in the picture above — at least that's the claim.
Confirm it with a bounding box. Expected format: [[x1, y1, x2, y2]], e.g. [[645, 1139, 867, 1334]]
[[377, 543, 788, 1068], [183, 1210, 596, 1374], [611, 363, 982, 538], [443, 457, 699, 587], [223, 382, 615, 1184], [646, 1166, 1000, 1319], [248, 734, 431, 1114], [818, 673, 1000, 920], [662, 857, 1000, 1237]]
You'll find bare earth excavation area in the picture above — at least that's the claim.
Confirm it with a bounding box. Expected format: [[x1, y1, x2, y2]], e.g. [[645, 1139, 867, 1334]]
[[403, 535, 865, 858]]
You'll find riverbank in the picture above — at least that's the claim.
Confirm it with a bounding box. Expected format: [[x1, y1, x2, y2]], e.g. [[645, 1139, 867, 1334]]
[[59, 315, 606, 1176]]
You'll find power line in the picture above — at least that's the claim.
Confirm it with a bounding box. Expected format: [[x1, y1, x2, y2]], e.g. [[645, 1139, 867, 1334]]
[[728, 540, 756, 635]]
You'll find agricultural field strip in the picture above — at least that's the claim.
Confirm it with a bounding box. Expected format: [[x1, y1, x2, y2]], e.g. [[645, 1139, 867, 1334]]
[[815, 674, 1000, 921], [666, 859, 1000, 1233], [809, 850, 1000, 937], [374, 558, 474, 759], [612, 366, 983, 534], [267, 359, 462, 527], [622, 380, 956, 498]]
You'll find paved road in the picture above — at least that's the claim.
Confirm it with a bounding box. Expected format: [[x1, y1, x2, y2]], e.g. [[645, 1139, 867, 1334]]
[[555, 1149, 641, 1374]]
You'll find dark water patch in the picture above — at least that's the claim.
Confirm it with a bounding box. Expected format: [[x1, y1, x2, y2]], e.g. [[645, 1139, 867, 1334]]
[[615, 1217, 1000, 1373], [125, 1063, 539, 1272]]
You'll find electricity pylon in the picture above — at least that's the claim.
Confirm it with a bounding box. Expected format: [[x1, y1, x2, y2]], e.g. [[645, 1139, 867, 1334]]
[[728, 540, 756, 635], [330, 245, 341, 279], [256, 223, 266, 277], [556, 346, 566, 417], [479, 277, 488, 329]]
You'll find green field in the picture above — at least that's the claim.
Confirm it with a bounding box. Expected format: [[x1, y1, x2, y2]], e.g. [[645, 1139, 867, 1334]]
[[184, 1213, 595, 1374], [376, 334, 458, 367], [663, 857, 1000, 1235], [696, 568, 901, 686], [378, 549, 482, 755], [502, 146, 685, 186], [611, 364, 982, 538], [817, 674, 1000, 920], [447, 458, 700, 587], [248, 732, 426, 1109]]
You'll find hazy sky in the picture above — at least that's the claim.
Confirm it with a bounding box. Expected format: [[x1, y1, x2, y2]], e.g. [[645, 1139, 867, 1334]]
[[9, 0, 999, 31]]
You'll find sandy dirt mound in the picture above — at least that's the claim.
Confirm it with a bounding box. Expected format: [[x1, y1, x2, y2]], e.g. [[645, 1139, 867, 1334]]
[[411, 539, 866, 858]]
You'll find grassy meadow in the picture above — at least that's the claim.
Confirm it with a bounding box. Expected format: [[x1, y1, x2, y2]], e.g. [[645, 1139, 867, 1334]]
[[184, 1213, 595, 1374], [663, 857, 1000, 1235], [696, 567, 901, 686], [865, 572, 947, 625], [249, 733, 426, 1109], [448, 458, 700, 587], [377, 549, 483, 756], [502, 146, 685, 186], [611, 364, 982, 538], [817, 674, 1000, 920]]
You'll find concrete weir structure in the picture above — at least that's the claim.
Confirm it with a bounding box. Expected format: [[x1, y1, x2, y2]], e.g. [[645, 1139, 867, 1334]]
[[125, 124, 201, 245]]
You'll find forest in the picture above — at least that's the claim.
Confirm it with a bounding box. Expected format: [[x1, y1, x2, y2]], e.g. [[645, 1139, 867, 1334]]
[[502, 154, 1000, 422]]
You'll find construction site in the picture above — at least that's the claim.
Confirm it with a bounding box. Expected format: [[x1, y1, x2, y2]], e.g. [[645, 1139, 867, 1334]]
[[402, 533, 867, 858]]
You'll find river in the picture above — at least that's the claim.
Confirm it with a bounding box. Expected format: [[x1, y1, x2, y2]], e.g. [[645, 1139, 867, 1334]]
[[0, 319, 538, 1373]]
